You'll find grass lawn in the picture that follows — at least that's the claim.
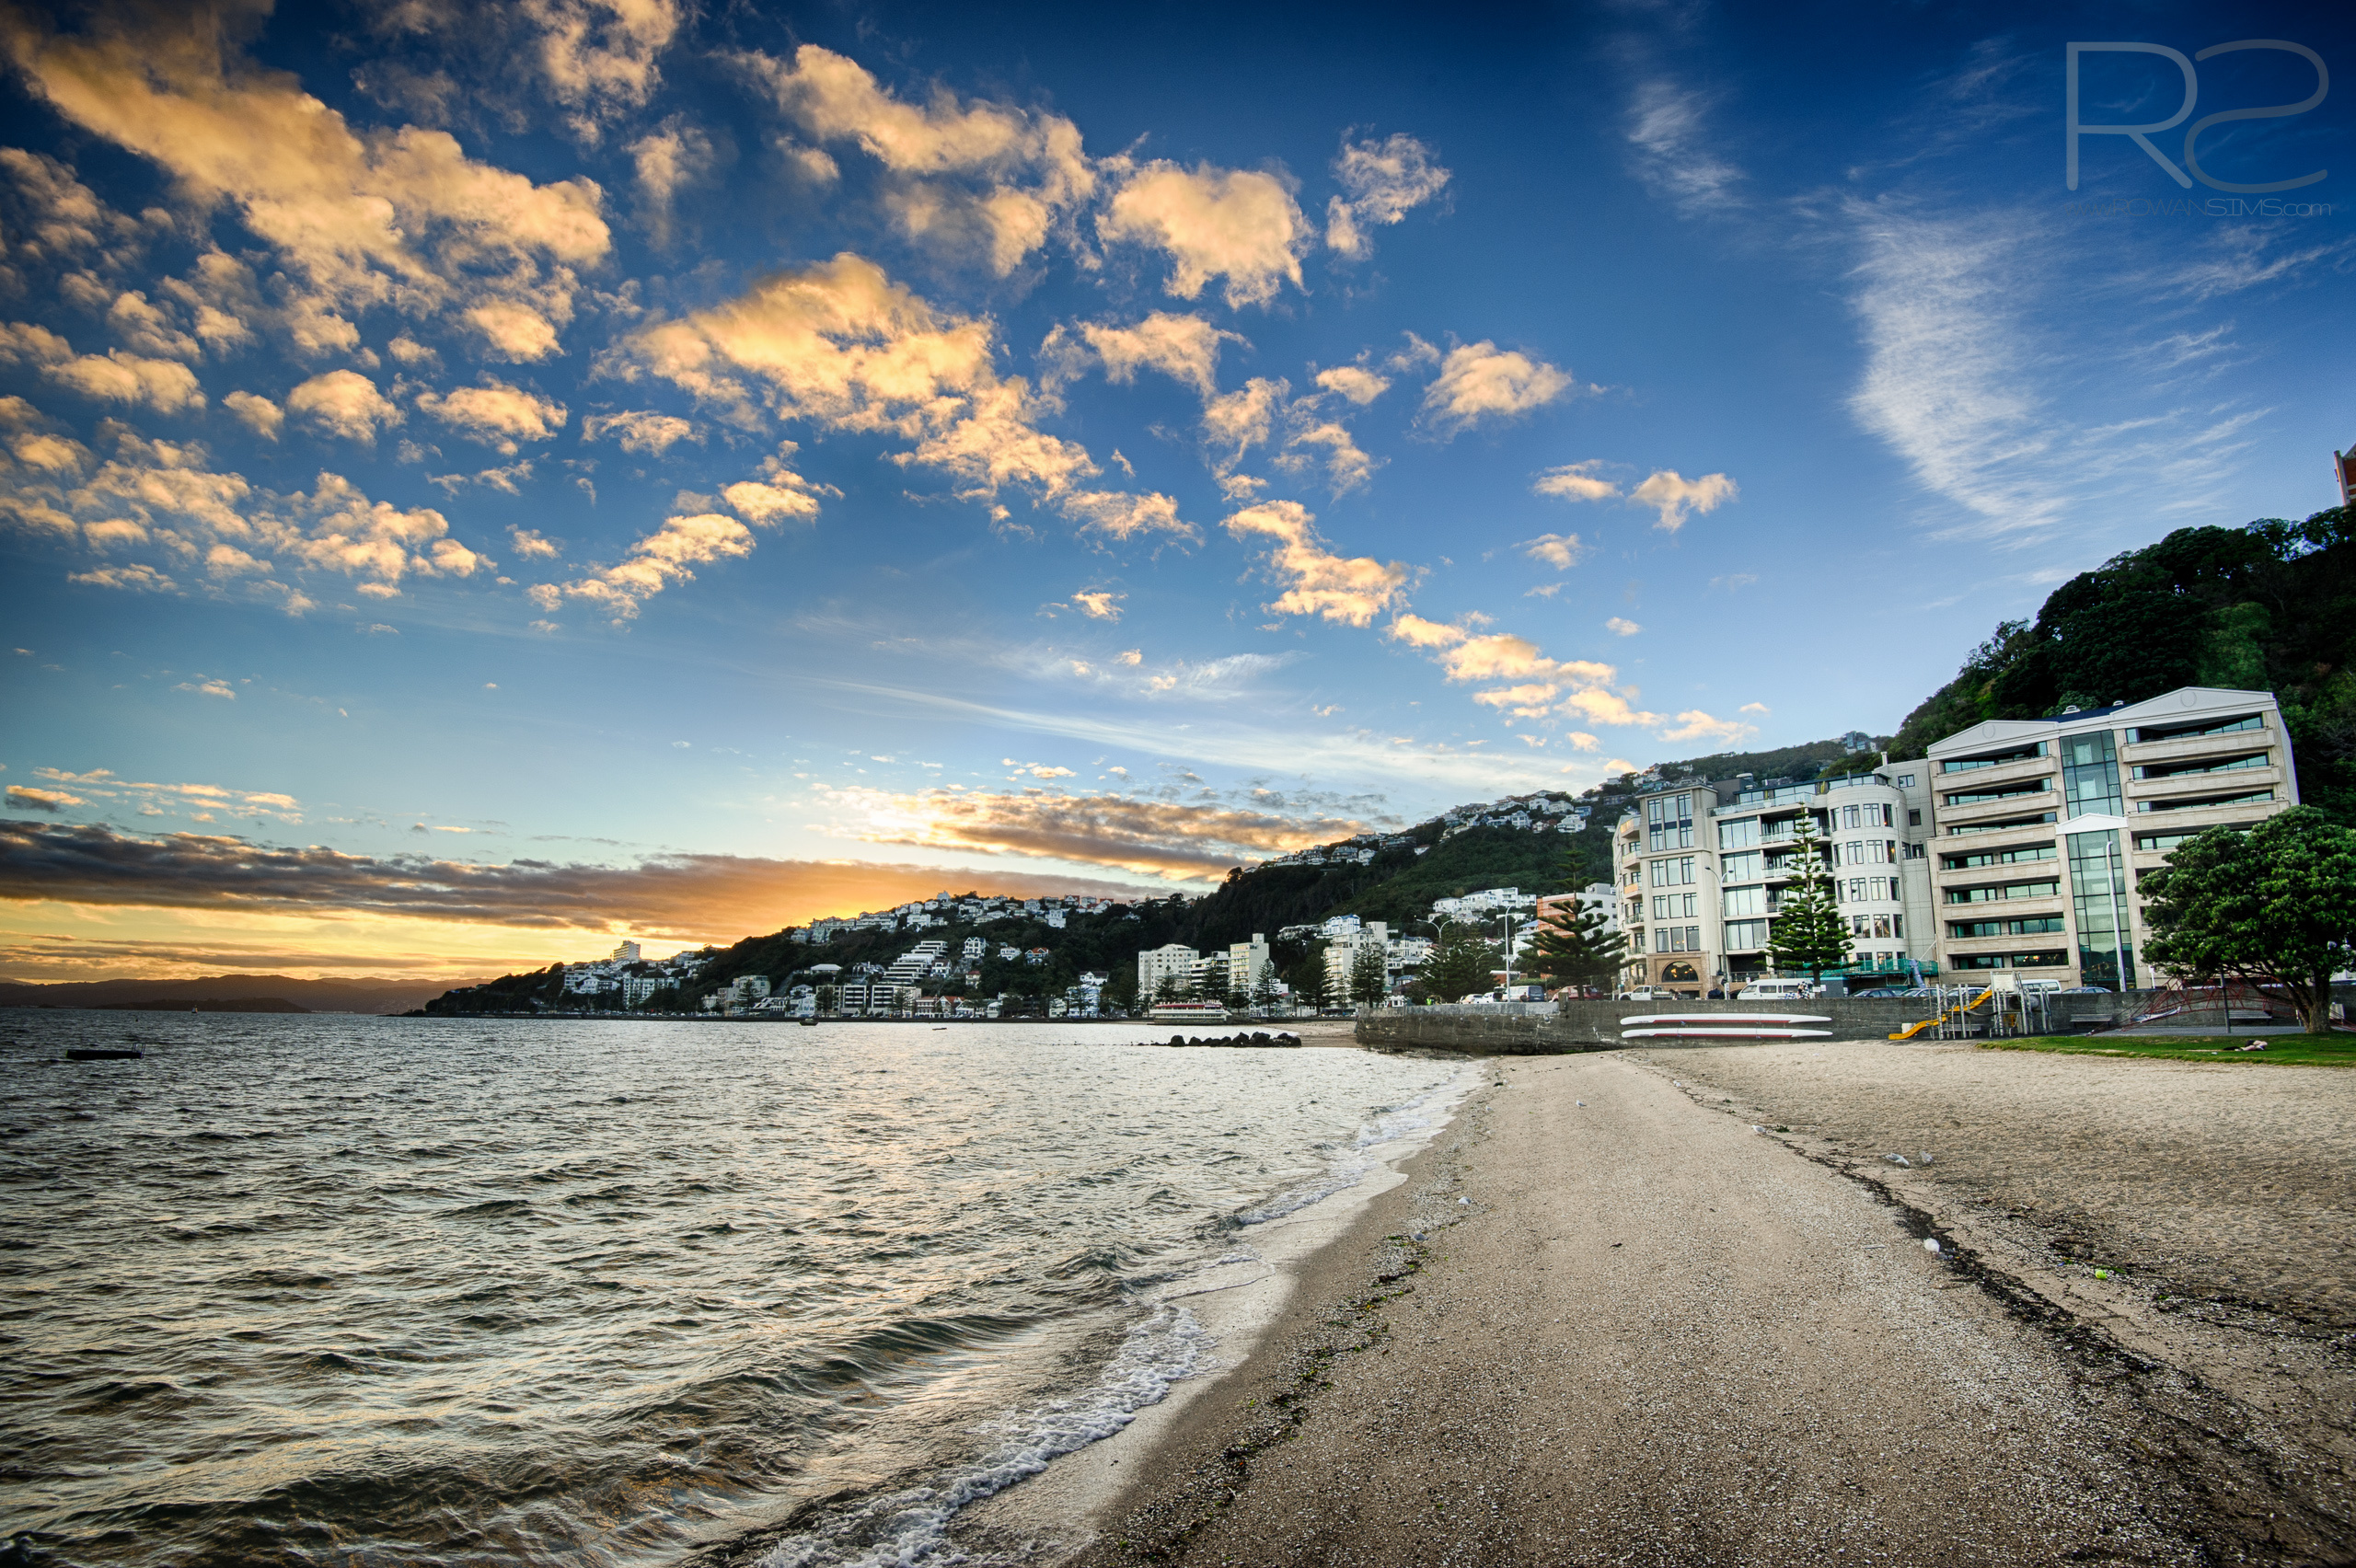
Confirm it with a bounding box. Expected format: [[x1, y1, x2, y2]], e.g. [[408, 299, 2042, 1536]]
[[1981, 1033, 2356, 1066]]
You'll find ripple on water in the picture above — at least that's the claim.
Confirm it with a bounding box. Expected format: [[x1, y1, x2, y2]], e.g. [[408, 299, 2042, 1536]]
[[0, 1011, 1469, 1567]]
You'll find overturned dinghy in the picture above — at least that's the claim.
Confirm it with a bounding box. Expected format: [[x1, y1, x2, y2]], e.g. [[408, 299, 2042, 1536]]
[[1619, 1012, 1832, 1042]]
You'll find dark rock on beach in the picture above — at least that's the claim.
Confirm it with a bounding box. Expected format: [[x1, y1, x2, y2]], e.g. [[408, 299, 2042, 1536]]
[[1156, 1032, 1301, 1049]]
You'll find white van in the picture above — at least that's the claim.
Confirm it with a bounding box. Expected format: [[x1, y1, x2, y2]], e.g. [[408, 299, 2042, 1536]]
[[1738, 978, 1818, 1001]]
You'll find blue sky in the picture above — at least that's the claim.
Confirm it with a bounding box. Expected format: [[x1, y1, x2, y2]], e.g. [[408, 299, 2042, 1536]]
[[2, 0, 2350, 978]]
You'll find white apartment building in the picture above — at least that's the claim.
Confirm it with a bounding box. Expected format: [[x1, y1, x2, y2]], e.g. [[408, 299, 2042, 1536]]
[[611, 940, 641, 963], [1323, 921, 1391, 999], [1227, 933, 1271, 995], [1611, 769, 1936, 997], [1925, 686, 2297, 987], [1137, 942, 1198, 997]]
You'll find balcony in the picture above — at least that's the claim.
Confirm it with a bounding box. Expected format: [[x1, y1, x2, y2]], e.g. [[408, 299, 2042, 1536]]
[[2127, 761, 2281, 809], [1932, 751, 2055, 791]]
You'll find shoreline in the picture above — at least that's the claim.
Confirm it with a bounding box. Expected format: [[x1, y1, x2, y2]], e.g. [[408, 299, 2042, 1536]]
[[945, 1048, 1483, 1559], [974, 1042, 2355, 1566]]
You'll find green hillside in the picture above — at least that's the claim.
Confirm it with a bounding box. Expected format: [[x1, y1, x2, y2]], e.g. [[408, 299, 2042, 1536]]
[[1878, 506, 2353, 822]]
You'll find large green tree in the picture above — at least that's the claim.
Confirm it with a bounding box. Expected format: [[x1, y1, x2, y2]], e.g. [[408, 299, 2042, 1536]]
[[2142, 807, 2356, 1033], [1419, 924, 1498, 1002], [1348, 942, 1389, 1007], [1523, 896, 1624, 996], [1764, 817, 1852, 985]]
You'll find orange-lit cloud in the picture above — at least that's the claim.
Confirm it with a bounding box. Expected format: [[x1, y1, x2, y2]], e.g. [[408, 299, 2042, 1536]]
[[1223, 499, 1411, 627], [826, 786, 1359, 880], [0, 815, 1150, 981]]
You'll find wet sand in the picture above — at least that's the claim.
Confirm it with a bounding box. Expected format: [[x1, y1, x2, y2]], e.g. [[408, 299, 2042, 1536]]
[[964, 1042, 2356, 1566]]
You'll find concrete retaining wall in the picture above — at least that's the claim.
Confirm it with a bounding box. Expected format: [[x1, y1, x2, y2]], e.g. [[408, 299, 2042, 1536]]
[[1355, 993, 2160, 1054]]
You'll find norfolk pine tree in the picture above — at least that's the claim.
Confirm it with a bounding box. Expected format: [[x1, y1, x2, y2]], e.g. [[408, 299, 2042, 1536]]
[[1420, 924, 1497, 1001], [1348, 942, 1389, 1008], [2142, 806, 2356, 1034], [1764, 814, 1853, 986], [1525, 894, 1625, 996]]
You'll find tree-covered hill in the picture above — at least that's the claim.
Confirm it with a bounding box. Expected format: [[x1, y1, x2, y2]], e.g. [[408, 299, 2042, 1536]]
[[1879, 507, 2353, 821]]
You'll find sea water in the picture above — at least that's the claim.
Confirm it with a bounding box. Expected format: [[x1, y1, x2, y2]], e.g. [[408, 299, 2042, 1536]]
[[0, 1012, 1472, 1565]]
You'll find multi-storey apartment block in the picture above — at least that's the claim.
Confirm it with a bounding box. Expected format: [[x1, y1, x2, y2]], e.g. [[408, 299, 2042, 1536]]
[[1611, 768, 1935, 997], [1924, 686, 2297, 987]]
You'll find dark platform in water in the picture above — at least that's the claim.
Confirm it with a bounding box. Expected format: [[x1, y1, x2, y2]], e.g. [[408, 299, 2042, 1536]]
[[65, 1047, 145, 1061]]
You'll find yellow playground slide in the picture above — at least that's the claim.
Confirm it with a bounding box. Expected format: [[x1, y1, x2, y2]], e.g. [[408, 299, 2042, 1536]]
[[1888, 987, 1994, 1041]]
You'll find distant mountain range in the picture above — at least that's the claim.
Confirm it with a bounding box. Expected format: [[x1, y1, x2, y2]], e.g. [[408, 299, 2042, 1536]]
[[0, 975, 480, 1015]]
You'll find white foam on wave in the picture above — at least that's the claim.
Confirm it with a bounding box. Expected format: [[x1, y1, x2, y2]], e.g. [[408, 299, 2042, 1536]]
[[754, 1303, 1214, 1568], [1227, 1062, 1483, 1228]]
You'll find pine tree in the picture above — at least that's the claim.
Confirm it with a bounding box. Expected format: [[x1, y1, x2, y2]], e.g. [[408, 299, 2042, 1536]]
[[1349, 942, 1389, 1007], [1420, 925, 1497, 1001], [1764, 815, 1852, 985], [1524, 895, 1625, 996]]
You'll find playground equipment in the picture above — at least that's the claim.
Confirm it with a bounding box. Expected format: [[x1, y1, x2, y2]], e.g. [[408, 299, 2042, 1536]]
[[1888, 976, 2049, 1042], [2123, 979, 2298, 1032]]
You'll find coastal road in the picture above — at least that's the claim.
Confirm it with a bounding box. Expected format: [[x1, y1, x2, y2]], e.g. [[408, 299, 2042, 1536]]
[[1070, 1051, 2206, 1566]]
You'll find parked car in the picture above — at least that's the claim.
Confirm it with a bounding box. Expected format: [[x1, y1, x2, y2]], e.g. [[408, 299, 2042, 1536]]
[[1738, 977, 1818, 1001], [2057, 985, 2111, 995], [1852, 986, 1908, 999], [1616, 986, 1675, 1002]]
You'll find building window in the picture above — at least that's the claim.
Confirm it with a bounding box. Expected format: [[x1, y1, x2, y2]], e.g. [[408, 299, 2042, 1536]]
[[1941, 742, 2048, 774], [2128, 712, 2261, 744], [1945, 779, 2053, 807], [1942, 843, 2057, 871], [2137, 789, 2274, 813], [1718, 816, 1759, 850], [1908, 809, 1923, 827], [1949, 813, 2058, 836], [2133, 821, 2258, 854], [2132, 751, 2269, 781], [1946, 880, 2062, 904], [1721, 850, 1761, 882], [2061, 730, 2124, 818], [1723, 884, 1765, 917], [1950, 950, 2071, 970], [1895, 773, 1916, 787], [1948, 916, 2067, 939], [1723, 919, 1768, 951], [2066, 828, 2136, 987]]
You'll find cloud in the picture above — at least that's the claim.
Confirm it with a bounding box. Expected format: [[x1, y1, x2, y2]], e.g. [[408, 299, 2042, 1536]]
[[555, 511, 756, 618], [5, 8, 611, 360], [1605, 617, 1641, 637], [1738, 701, 1771, 715], [1224, 500, 1412, 628], [283, 473, 484, 586], [1284, 421, 1379, 495], [1532, 460, 1618, 502], [509, 527, 560, 559], [1628, 468, 1736, 531], [826, 785, 1360, 881], [176, 678, 235, 699], [521, 0, 681, 142], [288, 371, 402, 443], [1042, 313, 1241, 401], [0, 816, 1145, 940], [1658, 709, 1757, 745], [3, 323, 207, 414], [1521, 532, 1587, 570], [746, 44, 1093, 276], [1099, 160, 1306, 307], [6, 786, 81, 812], [629, 113, 712, 243], [66, 561, 176, 593], [1057, 490, 1194, 543], [1313, 364, 1390, 405], [416, 380, 568, 454], [10, 430, 88, 472], [616, 253, 1180, 540], [583, 409, 698, 454], [0, 146, 126, 258], [1386, 613, 1468, 649], [1625, 79, 1746, 215], [1420, 341, 1573, 435], [1070, 589, 1124, 620], [1325, 132, 1450, 258], [1709, 571, 1758, 591], [1202, 376, 1288, 473], [224, 390, 283, 439]]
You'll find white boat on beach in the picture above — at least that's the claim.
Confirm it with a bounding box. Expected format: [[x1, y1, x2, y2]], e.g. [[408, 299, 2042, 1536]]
[[1619, 1012, 1834, 1041], [1149, 1000, 1231, 1023]]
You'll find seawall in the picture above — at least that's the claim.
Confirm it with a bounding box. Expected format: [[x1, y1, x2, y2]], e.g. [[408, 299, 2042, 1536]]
[[1354, 993, 2168, 1054]]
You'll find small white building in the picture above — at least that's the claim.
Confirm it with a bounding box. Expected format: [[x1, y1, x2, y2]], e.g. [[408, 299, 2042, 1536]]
[[1137, 941, 1199, 997]]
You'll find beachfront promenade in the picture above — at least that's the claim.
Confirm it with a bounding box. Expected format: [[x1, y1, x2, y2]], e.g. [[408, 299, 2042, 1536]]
[[973, 1037, 2354, 1566]]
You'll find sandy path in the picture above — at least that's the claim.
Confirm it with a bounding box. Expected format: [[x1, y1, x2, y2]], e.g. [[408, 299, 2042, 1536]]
[[1061, 1052, 2207, 1567]]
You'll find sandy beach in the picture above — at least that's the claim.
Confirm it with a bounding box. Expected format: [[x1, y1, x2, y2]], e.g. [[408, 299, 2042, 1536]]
[[959, 1039, 2356, 1567]]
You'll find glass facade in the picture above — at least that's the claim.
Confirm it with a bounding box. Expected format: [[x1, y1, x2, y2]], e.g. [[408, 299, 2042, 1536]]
[[2066, 828, 2136, 987], [2061, 730, 2124, 818], [1645, 792, 1695, 851]]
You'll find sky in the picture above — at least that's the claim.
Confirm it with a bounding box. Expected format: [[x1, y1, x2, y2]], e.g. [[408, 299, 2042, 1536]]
[[2, 0, 2350, 982]]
